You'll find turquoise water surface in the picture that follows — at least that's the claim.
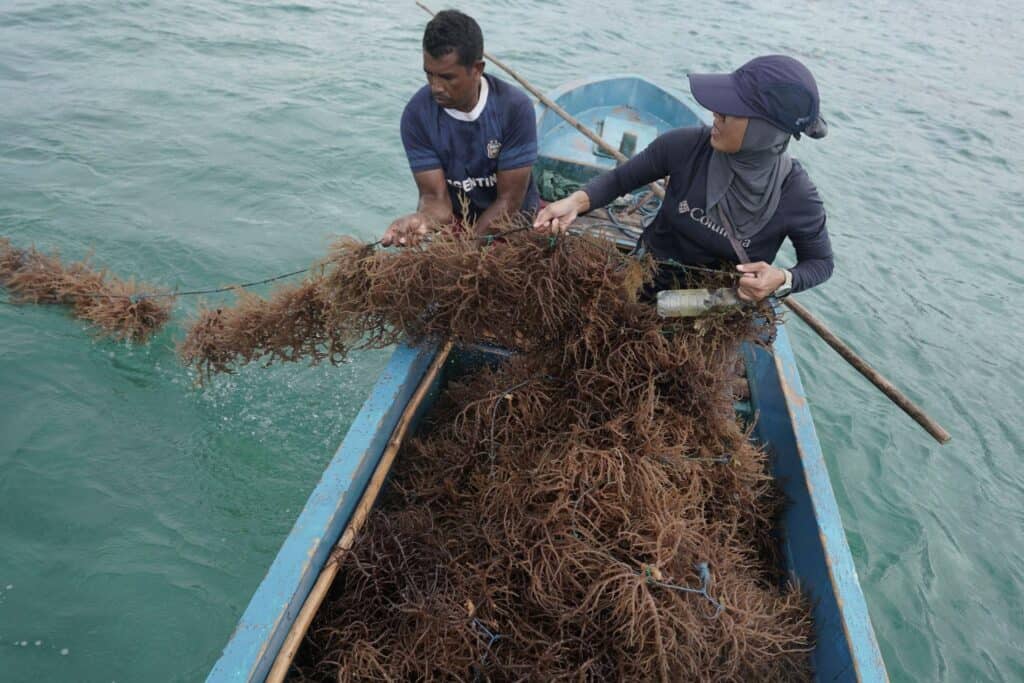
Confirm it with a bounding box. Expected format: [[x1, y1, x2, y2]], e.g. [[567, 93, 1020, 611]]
[[1, 1, 1022, 681]]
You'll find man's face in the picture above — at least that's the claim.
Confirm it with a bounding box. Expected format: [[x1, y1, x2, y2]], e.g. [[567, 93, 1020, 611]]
[[423, 50, 484, 112]]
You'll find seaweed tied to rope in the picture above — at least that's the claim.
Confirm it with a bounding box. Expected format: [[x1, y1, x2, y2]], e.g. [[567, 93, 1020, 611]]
[[3, 221, 814, 679], [0, 237, 172, 342]]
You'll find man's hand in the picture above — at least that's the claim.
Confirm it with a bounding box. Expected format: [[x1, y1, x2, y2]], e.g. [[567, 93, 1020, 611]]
[[736, 262, 787, 302], [533, 190, 590, 235], [382, 212, 432, 247]]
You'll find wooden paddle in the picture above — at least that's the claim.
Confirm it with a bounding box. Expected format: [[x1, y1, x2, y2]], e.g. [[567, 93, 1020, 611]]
[[415, 2, 950, 445]]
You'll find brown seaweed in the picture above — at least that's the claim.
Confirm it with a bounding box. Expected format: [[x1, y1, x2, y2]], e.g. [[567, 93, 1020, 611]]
[[0, 238, 172, 342], [178, 219, 812, 681]]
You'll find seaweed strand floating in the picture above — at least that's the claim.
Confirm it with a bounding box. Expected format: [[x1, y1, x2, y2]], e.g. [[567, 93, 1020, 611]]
[[0, 237, 172, 342]]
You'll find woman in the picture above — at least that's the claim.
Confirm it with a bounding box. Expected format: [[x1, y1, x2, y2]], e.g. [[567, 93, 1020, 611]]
[[533, 55, 833, 302]]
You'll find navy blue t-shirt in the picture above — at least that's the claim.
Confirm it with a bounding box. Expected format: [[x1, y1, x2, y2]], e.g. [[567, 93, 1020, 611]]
[[401, 74, 540, 220], [584, 126, 833, 293]]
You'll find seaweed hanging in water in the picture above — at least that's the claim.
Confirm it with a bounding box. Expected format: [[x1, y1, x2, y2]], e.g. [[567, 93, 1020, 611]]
[[4, 220, 813, 679], [178, 218, 812, 681], [0, 237, 172, 342]]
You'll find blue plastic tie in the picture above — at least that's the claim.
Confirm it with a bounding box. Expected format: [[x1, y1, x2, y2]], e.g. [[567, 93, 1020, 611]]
[[684, 452, 732, 464], [644, 561, 724, 617], [471, 618, 504, 681]]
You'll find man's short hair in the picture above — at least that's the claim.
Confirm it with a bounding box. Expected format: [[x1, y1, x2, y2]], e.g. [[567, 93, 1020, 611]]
[[423, 10, 483, 67]]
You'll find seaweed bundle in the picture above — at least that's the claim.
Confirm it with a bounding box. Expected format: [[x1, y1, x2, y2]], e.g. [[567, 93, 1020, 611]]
[[183, 226, 657, 375], [0, 238, 172, 342], [179, 221, 813, 681]]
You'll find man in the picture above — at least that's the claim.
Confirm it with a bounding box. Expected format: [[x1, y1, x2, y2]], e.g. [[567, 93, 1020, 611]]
[[382, 10, 539, 246]]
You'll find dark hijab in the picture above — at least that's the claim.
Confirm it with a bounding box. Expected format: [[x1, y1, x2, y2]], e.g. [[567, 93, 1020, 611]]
[[706, 117, 793, 240]]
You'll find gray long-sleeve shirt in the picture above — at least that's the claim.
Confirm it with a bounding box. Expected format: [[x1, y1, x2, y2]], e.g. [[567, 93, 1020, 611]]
[[583, 126, 833, 293]]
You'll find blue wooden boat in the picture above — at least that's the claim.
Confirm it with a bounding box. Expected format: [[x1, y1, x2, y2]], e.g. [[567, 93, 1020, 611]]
[[534, 74, 702, 199], [207, 76, 888, 682]]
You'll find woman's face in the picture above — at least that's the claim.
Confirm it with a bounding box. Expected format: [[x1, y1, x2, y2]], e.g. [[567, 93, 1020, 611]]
[[710, 113, 749, 153]]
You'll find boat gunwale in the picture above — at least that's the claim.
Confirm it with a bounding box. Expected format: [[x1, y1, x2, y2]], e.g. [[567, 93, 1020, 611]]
[[205, 344, 442, 683], [759, 324, 889, 681]]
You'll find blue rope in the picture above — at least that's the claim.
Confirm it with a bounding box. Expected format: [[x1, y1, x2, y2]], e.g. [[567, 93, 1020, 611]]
[[601, 207, 642, 240], [642, 561, 724, 617], [683, 452, 732, 464], [470, 617, 504, 682]]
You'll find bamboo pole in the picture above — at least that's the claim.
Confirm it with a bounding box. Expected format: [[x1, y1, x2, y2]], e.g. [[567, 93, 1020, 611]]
[[265, 340, 455, 683], [414, 1, 950, 445], [781, 299, 950, 443]]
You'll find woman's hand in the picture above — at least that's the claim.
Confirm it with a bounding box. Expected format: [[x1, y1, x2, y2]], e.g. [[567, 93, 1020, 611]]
[[736, 262, 788, 302], [533, 190, 591, 234], [382, 212, 431, 247]]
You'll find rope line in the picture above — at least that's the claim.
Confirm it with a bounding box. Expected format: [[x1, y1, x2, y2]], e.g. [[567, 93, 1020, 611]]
[[2, 225, 738, 309], [658, 257, 742, 279], [155, 267, 313, 298], [560, 219, 741, 280], [0, 226, 534, 305], [2, 266, 314, 303]]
